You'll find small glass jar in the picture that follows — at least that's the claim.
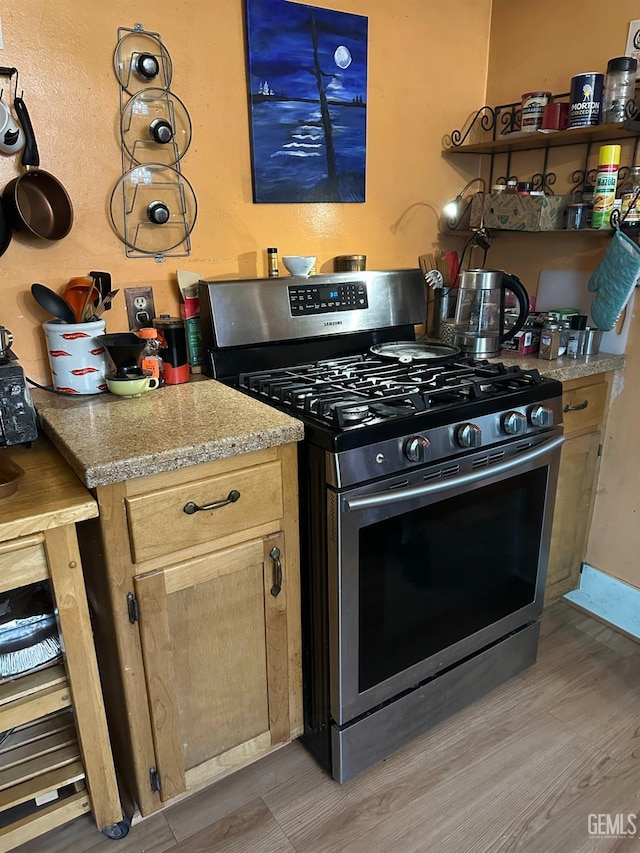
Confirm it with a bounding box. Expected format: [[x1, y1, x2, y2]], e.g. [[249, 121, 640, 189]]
[[267, 247, 279, 278], [539, 321, 569, 360], [602, 56, 638, 123], [567, 203, 588, 230], [620, 165, 640, 225]]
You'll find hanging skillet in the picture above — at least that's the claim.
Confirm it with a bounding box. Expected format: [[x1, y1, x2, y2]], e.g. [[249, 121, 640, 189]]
[[370, 341, 460, 365], [2, 96, 73, 240]]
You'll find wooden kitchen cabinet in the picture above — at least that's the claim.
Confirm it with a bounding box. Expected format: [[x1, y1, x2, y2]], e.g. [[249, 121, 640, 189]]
[[79, 443, 302, 817], [0, 441, 123, 850], [545, 373, 612, 603]]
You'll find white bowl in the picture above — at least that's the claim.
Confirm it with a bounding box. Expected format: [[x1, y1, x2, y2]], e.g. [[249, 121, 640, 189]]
[[282, 255, 316, 277]]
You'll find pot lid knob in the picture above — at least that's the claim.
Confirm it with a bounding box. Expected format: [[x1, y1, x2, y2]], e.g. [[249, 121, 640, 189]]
[[135, 52, 160, 80], [147, 200, 170, 225], [149, 118, 174, 144]]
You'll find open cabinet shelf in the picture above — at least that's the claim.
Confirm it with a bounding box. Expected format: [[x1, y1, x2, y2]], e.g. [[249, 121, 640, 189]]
[[0, 440, 125, 850]]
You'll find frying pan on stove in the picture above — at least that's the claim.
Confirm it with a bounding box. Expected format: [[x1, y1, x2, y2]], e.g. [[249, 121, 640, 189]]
[[370, 341, 460, 365], [2, 97, 73, 240]]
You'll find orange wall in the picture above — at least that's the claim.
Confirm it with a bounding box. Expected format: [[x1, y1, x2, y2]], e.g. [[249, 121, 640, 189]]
[[1, 0, 491, 382], [487, 0, 640, 589]]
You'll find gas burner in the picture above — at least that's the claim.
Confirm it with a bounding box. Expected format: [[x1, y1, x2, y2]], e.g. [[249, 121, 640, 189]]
[[335, 403, 370, 424], [237, 354, 555, 433]]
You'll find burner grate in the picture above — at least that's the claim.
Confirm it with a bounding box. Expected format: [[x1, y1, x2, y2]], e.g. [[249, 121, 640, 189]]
[[238, 357, 549, 429]]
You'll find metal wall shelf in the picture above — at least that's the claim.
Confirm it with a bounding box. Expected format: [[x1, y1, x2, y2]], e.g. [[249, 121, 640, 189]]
[[446, 120, 640, 156]]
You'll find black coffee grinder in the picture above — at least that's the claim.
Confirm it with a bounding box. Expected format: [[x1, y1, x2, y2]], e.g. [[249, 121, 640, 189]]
[[0, 325, 38, 446]]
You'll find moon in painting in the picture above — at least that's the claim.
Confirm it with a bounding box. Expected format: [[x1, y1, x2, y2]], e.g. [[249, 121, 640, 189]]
[[334, 45, 352, 69]]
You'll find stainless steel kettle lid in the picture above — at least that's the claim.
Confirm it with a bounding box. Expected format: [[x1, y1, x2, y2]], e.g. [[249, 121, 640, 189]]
[[458, 269, 506, 290]]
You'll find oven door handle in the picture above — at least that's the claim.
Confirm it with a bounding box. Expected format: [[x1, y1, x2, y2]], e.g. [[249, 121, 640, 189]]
[[343, 435, 564, 512]]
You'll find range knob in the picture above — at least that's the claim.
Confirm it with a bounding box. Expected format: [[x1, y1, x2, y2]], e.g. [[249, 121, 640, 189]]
[[404, 435, 430, 463], [456, 422, 482, 449], [529, 405, 553, 428], [502, 410, 527, 436]]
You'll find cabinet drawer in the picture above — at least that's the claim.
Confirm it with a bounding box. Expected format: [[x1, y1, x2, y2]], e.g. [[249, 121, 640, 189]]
[[0, 536, 49, 595], [125, 461, 284, 563], [562, 378, 608, 437]]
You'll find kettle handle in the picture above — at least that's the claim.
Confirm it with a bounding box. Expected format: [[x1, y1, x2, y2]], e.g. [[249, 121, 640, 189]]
[[499, 273, 530, 345]]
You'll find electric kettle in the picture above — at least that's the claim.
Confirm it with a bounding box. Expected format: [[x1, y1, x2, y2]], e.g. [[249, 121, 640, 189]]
[[452, 269, 530, 357]]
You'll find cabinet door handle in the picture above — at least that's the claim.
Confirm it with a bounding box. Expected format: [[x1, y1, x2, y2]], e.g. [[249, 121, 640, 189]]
[[183, 490, 241, 515], [269, 546, 282, 597], [563, 400, 588, 413]]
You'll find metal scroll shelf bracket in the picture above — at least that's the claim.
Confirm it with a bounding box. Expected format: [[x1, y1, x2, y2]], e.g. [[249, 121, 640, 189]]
[[113, 24, 195, 261], [445, 94, 640, 199]]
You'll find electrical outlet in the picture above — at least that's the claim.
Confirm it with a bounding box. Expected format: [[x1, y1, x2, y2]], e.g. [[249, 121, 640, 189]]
[[124, 287, 156, 331]]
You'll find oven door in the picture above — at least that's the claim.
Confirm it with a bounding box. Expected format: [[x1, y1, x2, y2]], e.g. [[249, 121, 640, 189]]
[[328, 430, 563, 726]]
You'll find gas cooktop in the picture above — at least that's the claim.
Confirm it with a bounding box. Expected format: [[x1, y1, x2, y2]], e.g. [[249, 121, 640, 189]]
[[239, 354, 555, 429]]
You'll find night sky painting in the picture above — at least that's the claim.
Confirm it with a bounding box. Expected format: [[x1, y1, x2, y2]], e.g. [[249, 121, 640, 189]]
[[244, 0, 368, 203]]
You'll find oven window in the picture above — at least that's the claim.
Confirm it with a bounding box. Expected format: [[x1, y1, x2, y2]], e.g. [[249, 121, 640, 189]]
[[358, 467, 547, 693]]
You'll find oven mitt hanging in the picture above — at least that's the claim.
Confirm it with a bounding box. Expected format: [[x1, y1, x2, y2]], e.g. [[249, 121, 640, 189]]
[[588, 229, 640, 330]]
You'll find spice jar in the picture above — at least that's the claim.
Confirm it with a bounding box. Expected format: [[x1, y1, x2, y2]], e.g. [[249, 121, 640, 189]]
[[267, 247, 279, 278], [567, 203, 588, 230], [538, 321, 568, 360], [602, 57, 638, 123], [620, 166, 640, 225]]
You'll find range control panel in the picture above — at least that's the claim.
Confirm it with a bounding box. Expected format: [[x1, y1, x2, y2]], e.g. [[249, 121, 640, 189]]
[[288, 281, 368, 315]]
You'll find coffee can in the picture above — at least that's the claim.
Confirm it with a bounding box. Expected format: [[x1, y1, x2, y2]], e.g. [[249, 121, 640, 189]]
[[568, 73, 604, 128], [521, 91, 551, 131], [335, 254, 366, 272]]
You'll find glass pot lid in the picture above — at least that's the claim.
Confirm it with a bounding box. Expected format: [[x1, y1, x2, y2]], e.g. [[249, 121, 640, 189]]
[[109, 163, 197, 255], [121, 87, 192, 167], [114, 30, 173, 95]]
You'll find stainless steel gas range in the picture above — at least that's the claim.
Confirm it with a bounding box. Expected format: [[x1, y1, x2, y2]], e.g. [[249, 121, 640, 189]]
[[200, 268, 563, 783]]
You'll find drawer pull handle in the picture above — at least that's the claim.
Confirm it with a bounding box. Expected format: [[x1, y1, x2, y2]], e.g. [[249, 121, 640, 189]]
[[563, 400, 589, 413], [269, 546, 282, 597], [183, 490, 241, 515]]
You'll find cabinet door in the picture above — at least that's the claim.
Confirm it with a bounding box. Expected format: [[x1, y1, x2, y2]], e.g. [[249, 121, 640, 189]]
[[133, 532, 289, 801], [545, 431, 601, 603]]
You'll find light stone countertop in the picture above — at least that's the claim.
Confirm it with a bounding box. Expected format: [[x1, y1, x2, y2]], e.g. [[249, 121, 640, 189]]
[[32, 352, 623, 489], [497, 350, 625, 382], [32, 379, 304, 489]]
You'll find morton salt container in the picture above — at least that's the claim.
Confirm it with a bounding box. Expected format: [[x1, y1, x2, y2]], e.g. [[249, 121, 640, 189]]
[[568, 73, 604, 128]]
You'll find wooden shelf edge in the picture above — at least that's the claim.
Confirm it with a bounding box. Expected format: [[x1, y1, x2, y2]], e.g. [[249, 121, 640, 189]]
[[0, 789, 90, 849], [0, 759, 85, 812], [0, 665, 67, 708]]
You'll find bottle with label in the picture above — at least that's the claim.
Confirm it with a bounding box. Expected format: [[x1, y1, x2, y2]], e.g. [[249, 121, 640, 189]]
[[267, 247, 279, 278], [591, 144, 621, 228], [620, 166, 640, 226], [138, 327, 163, 384]]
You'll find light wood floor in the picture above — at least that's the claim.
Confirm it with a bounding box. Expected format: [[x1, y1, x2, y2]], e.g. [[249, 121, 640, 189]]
[[14, 601, 640, 853]]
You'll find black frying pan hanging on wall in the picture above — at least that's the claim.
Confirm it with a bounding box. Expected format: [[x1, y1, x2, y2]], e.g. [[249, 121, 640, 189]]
[[2, 97, 73, 240], [370, 341, 461, 365]]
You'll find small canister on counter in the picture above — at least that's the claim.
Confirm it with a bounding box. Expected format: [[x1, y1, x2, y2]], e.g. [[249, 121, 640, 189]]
[[152, 316, 189, 384], [335, 254, 366, 272], [568, 73, 604, 128], [538, 320, 568, 360], [567, 314, 588, 358], [521, 91, 552, 132]]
